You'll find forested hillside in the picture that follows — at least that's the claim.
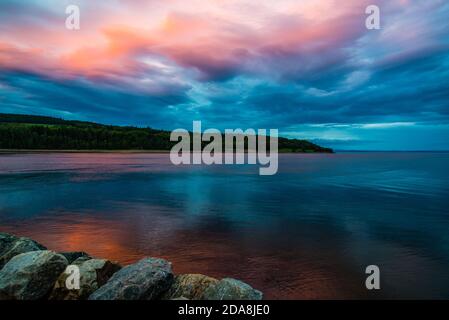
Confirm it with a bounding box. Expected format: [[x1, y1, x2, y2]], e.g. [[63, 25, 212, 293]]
[[0, 113, 333, 152]]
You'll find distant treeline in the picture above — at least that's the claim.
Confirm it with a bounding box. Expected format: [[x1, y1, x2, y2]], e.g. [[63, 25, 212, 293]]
[[0, 113, 332, 153]]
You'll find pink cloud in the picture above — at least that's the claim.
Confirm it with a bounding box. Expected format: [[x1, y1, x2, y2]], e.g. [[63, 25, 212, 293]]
[[0, 0, 427, 84]]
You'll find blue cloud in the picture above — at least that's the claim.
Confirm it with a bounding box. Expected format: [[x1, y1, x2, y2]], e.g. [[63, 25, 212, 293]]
[[1, 0, 449, 150]]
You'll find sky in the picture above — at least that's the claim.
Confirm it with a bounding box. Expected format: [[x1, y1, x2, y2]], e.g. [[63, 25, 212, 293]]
[[0, 0, 448, 150]]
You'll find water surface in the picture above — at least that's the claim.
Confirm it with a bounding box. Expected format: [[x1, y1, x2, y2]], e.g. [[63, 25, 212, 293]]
[[1, 152, 448, 299]]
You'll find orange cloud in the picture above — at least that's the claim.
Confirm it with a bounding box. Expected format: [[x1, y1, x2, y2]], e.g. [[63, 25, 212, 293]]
[[0, 0, 405, 82]]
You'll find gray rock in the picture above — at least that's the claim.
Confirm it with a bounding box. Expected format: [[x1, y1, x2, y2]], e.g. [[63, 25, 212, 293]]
[[0, 250, 68, 300], [162, 274, 219, 300], [0, 233, 46, 269], [0, 233, 17, 254], [89, 257, 173, 300], [72, 256, 92, 265], [59, 252, 91, 264], [202, 278, 263, 300], [49, 258, 121, 300]]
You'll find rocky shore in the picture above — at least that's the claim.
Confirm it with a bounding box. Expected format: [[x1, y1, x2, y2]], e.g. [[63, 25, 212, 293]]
[[0, 232, 263, 300]]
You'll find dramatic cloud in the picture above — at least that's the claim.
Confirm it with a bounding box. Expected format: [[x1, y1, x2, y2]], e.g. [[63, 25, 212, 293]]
[[0, 0, 448, 149]]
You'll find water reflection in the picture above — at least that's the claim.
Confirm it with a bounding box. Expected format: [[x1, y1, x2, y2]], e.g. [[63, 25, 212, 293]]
[[0, 152, 449, 299]]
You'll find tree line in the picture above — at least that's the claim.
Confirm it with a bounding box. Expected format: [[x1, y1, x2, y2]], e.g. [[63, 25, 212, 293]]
[[0, 114, 332, 152]]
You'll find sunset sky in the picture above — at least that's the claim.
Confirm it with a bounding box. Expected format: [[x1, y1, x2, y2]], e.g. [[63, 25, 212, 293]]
[[0, 0, 448, 150]]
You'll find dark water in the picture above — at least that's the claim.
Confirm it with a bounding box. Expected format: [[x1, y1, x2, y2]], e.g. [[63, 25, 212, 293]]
[[0, 152, 448, 299]]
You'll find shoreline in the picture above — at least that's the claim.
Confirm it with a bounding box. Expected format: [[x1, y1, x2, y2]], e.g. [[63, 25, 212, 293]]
[[0, 149, 171, 154], [0, 149, 334, 154], [0, 232, 263, 300]]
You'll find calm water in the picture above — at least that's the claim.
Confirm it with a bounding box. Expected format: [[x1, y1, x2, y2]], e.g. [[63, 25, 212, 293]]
[[0, 152, 448, 299]]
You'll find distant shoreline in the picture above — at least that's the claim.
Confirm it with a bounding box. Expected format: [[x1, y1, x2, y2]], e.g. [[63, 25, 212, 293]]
[[1, 149, 448, 154], [0, 149, 171, 154], [0, 149, 333, 154], [0, 113, 333, 154]]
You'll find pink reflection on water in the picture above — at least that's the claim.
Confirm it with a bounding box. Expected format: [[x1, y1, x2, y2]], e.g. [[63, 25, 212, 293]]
[[1, 207, 369, 299], [0, 153, 174, 174]]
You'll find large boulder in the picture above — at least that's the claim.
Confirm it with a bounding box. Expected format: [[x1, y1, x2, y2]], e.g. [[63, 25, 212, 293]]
[[72, 256, 92, 265], [59, 252, 91, 264], [0, 233, 46, 269], [0, 233, 17, 253], [0, 250, 68, 300], [162, 274, 219, 300], [49, 258, 121, 300], [89, 257, 173, 300], [202, 278, 263, 300]]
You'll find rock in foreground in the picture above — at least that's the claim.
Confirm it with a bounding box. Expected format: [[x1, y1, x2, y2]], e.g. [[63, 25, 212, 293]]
[[0, 233, 46, 269], [50, 258, 122, 300], [162, 275, 262, 300], [202, 278, 263, 300], [89, 257, 173, 300], [162, 274, 219, 300], [0, 233, 263, 301], [59, 251, 91, 264], [0, 250, 68, 300]]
